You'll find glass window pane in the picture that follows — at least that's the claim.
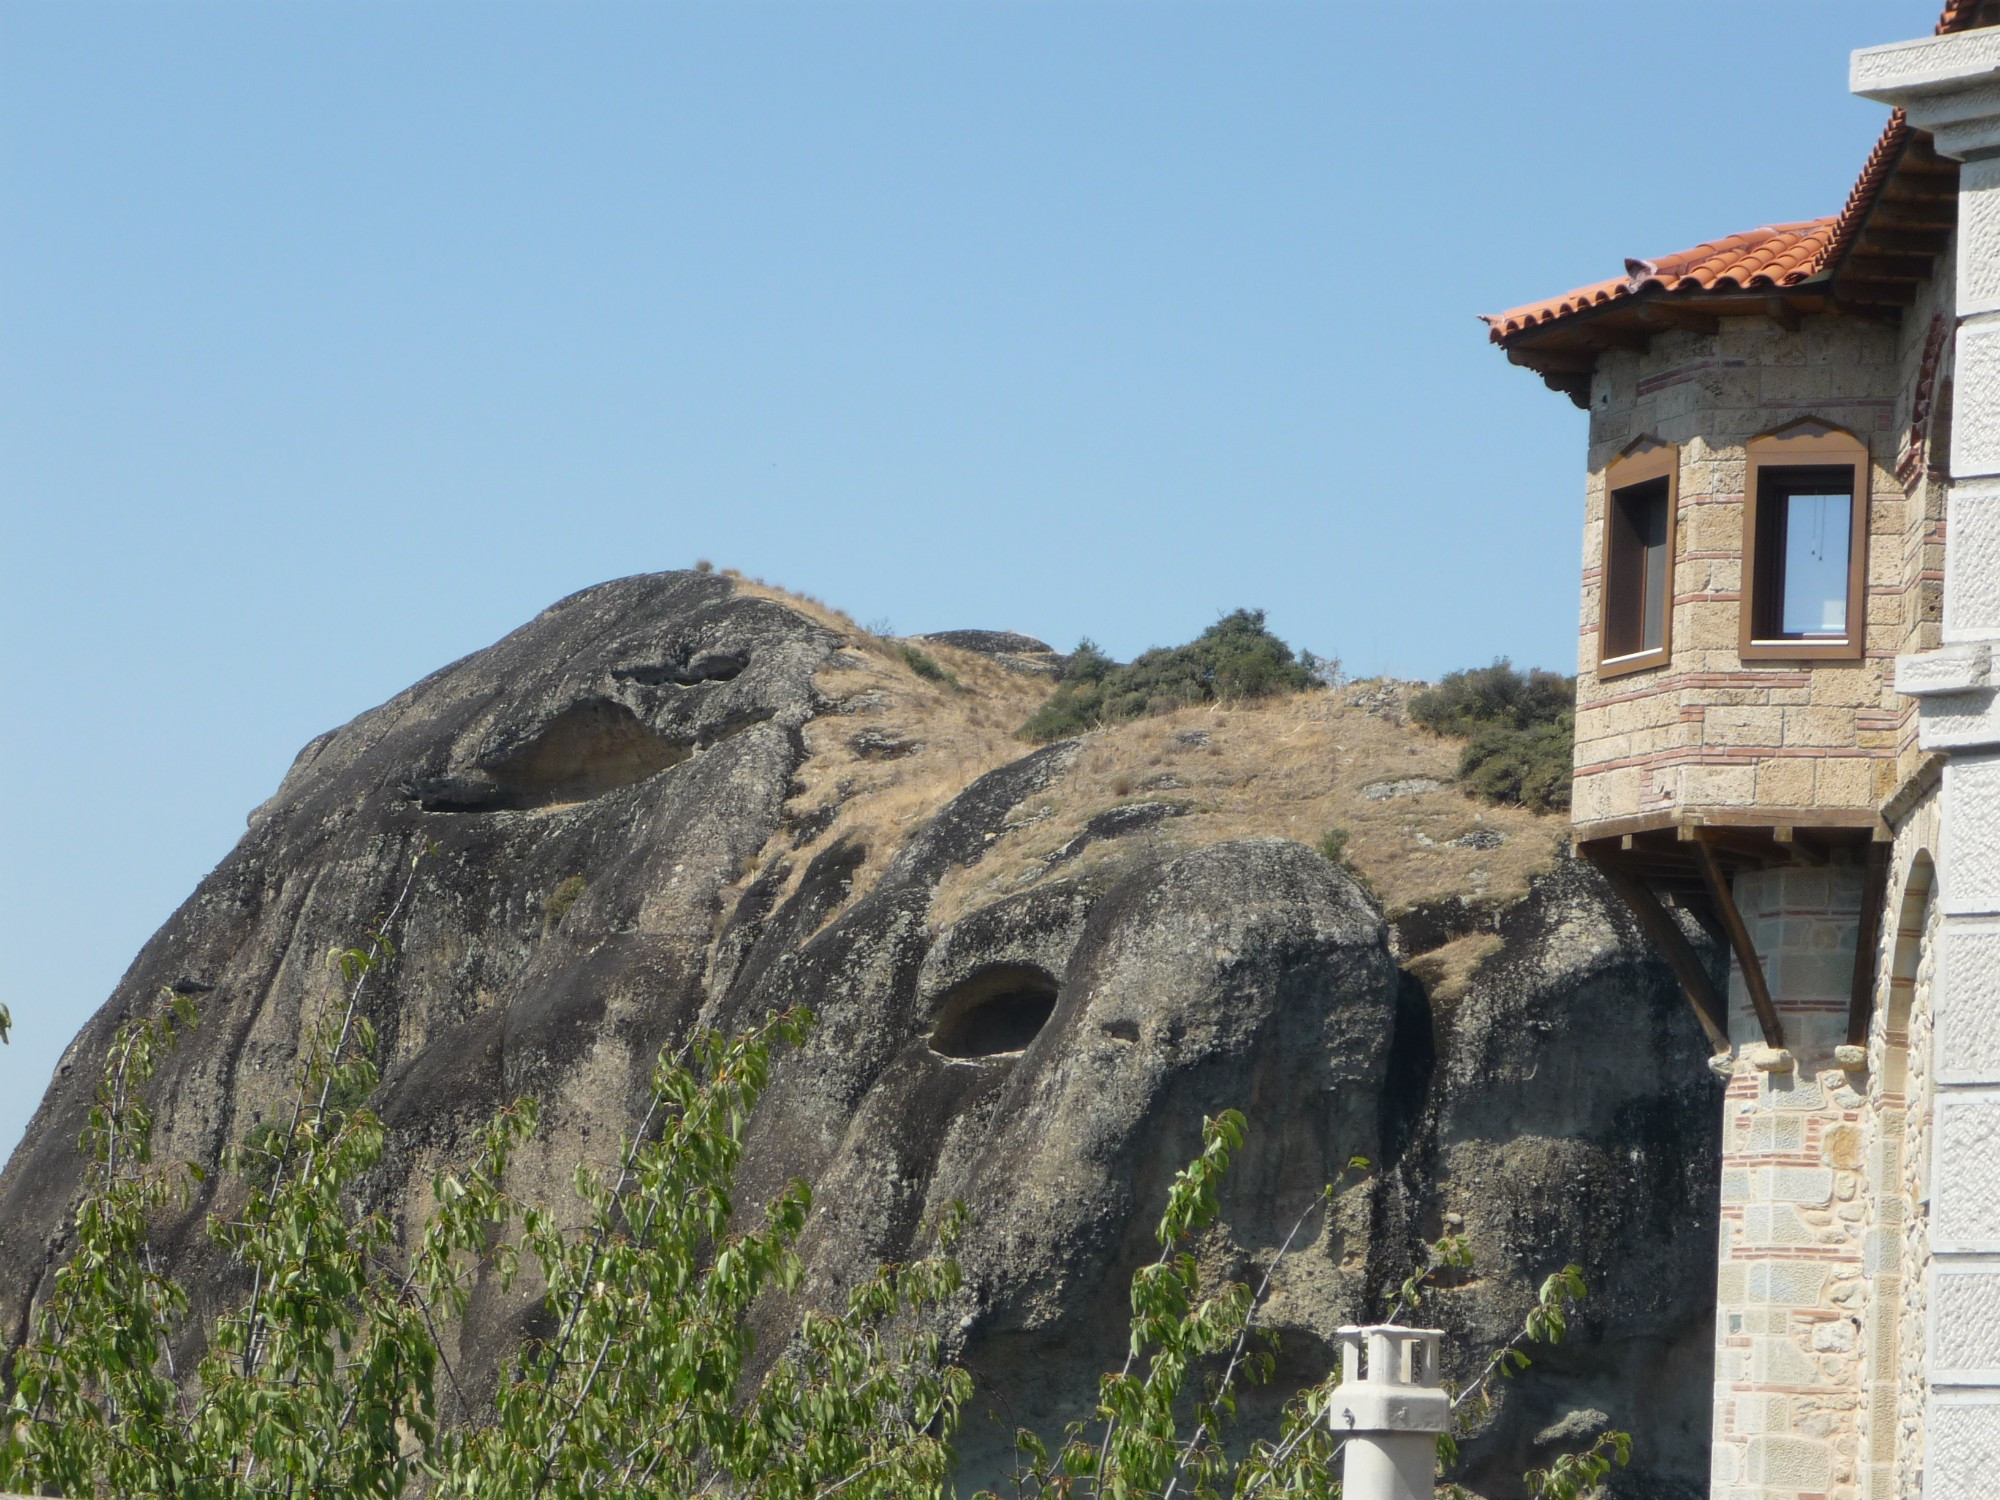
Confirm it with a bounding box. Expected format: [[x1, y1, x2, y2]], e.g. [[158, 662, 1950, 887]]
[[1641, 491, 1669, 652], [1781, 491, 1849, 636]]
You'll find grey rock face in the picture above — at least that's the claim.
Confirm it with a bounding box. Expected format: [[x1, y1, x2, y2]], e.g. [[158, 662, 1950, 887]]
[[0, 573, 1719, 1499], [915, 630, 1066, 678]]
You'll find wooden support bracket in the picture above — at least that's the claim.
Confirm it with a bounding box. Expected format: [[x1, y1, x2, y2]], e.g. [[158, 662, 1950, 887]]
[[1599, 867, 1732, 1053], [1848, 841, 1893, 1047], [1692, 836, 1786, 1050]]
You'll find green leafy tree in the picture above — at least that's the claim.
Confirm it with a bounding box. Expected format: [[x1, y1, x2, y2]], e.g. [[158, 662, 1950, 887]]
[[0, 864, 1625, 1500], [987, 1129, 1625, 1500], [1, 855, 965, 1500]]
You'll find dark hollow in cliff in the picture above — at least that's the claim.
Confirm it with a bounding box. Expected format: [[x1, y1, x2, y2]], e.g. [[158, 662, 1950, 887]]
[[927, 964, 1060, 1058]]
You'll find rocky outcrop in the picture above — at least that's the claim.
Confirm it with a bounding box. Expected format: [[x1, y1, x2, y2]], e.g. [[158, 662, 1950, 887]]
[[915, 629, 1066, 678], [0, 572, 1720, 1498]]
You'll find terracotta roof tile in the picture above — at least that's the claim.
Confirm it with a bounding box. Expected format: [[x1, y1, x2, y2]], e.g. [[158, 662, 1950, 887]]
[[1484, 220, 1837, 340], [1487, 0, 1995, 348], [1815, 111, 1912, 278]]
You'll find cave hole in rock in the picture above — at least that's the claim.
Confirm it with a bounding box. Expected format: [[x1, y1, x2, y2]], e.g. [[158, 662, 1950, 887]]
[[927, 965, 1060, 1059], [614, 649, 750, 687], [483, 699, 690, 809]]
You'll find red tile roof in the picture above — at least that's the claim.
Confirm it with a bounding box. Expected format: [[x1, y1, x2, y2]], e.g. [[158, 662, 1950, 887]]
[[1487, 0, 1995, 348], [1484, 221, 1837, 340], [1815, 111, 1912, 279]]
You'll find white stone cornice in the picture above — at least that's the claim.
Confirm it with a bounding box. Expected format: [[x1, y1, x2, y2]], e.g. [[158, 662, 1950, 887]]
[[1899, 642, 1994, 696], [1853, 30, 2000, 159], [1853, 30, 2000, 98]]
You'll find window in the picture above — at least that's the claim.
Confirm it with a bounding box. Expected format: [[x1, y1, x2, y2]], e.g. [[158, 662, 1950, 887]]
[[1598, 439, 1677, 677], [1741, 422, 1869, 661]]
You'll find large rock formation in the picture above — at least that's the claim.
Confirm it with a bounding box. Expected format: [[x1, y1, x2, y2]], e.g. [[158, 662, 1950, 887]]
[[0, 572, 1721, 1498]]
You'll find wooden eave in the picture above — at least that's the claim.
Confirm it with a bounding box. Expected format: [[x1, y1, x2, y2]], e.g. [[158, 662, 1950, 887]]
[[1575, 810, 1890, 1055], [1501, 284, 1838, 407], [1826, 129, 1960, 316]]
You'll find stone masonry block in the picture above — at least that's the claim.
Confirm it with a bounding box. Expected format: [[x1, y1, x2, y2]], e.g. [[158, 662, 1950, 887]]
[[1944, 478, 2000, 641], [1815, 755, 1878, 807], [1681, 763, 1757, 807], [1747, 1260, 1831, 1306], [1811, 1319, 1855, 1352], [1733, 1393, 1790, 1436], [1708, 707, 1786, 747], [1785, 868, 1842, 910], [1864, 1229, 1899, 1277], [1932, 1095, 2000, 1251], [1752, 1335, 1823, 1387], [1586, 731, 1634, 762], [1718, 1263, 1747, 1305], [1864, 1392, 1896, 1464], [1745, 1114, 1807, 1153], [1930, 1267, 2000, 1381], [1767, 1074, 1828, 1112], [1943, 756, 2000, 915], [1927, 1396, 2000, 1499], [1961, 156, 2000, 317], [1746, 1433, 1832, 1487], [1571, 775, 1612, 824], [1914, 687, 2000, 751], [1824, 1123, 1863, 1169], [1873, 1137, 1905, 1194], [1956, 319, 2000, 478], [1809, 668, 1887, 709], [1759, 1166, 1836, 1205], [1628, 691, 1682, 729], [1756, 757, 1817, 805], [1683, 601, 1741, 651], [1698, 561, 1744, 605], [1786, 707, 1863, 748], [1683, 505, 1740, 551], [1710, 1440, 1741, 1486], [1938, 922, 2000, 1085], [1871, 1296, 1900, 1379], [1734, 870, 1784, 919], [1742, 1203, 1818, 1247], [1768, 953, 1855, 1004]]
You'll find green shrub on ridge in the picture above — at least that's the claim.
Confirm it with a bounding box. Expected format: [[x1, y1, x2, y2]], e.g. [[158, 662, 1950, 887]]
[[1021, 609, 1315, 742], [1409, 659, 1576, 814]]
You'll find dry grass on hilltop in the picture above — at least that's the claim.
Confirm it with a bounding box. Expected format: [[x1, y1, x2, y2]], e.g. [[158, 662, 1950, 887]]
[[727, 577, 1567, 997], [927, 686, 1563, 927]]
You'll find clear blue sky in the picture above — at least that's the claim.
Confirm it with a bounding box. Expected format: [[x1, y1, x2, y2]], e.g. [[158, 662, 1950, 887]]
[[0, 0, 1940, 1157]]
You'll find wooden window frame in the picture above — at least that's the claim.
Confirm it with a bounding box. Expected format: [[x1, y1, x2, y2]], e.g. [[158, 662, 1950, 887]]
[[1739, 422, 1870, 663], [1597, 439, 1678, 680]]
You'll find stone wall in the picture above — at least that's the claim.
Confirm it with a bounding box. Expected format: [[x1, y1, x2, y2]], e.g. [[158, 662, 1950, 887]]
[[1571, 316, 1916, 831], [1710, 864, 1871, 1500]]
